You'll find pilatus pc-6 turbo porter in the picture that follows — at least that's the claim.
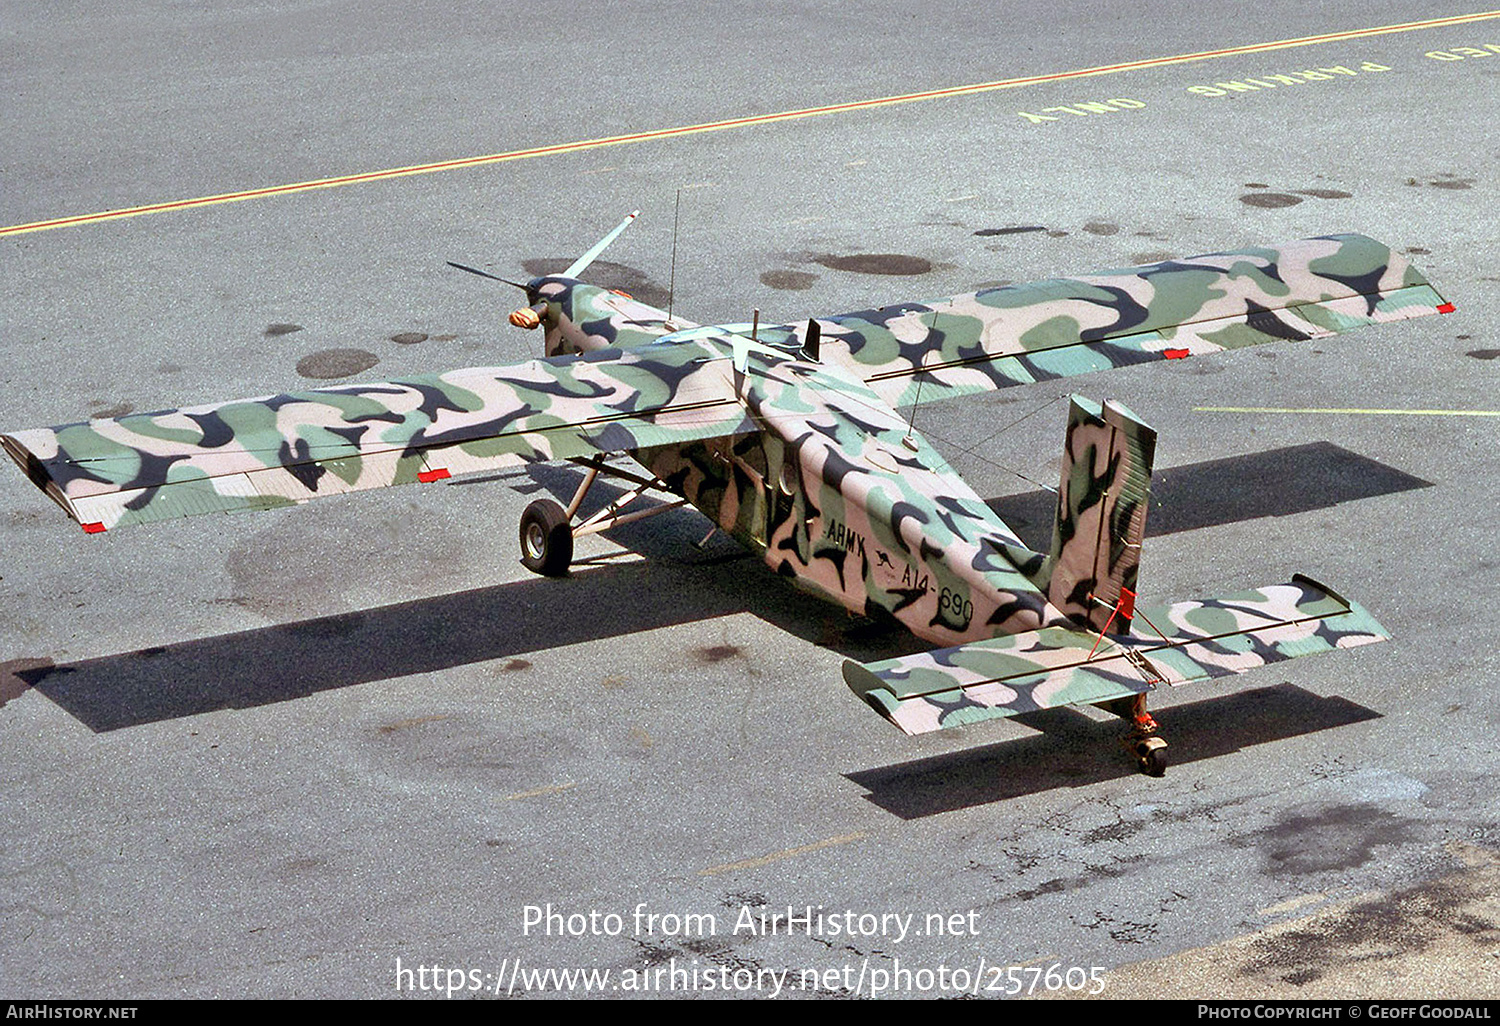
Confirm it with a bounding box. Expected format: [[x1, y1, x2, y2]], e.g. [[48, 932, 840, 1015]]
[[2, 214, 1453, 775]]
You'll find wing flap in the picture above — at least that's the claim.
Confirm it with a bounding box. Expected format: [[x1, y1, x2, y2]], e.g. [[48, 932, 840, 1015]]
[[844, 575, 1388, 735]]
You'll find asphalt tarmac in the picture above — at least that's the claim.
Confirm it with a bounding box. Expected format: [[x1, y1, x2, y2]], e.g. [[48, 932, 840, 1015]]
[[1, 1, 1497, 1001]]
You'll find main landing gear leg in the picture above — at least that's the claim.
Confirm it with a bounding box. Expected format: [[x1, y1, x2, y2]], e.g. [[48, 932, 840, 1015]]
[[516, 457, 687, 578]]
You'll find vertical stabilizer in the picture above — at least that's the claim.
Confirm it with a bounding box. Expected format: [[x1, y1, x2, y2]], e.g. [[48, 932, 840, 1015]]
[[1044, 396, 1156, 633]]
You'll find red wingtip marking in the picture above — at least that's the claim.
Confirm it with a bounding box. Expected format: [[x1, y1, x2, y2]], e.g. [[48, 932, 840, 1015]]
[[82, 522, 106, 534], [1163, 347, 1190, 359], [1437, 302, 1455, 314], [418, 468, 451, 483]]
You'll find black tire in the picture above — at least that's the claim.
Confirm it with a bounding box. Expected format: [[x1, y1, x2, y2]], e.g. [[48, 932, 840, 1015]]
[[519, 499, 573, 576], [1140, 746, 1168, 778]]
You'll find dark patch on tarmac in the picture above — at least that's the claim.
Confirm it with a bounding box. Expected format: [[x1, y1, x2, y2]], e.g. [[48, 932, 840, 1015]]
[[296, 347, 380, 379], [390, 332, 428, 345], [501, 658, 533, 671], [759, 269, 819, 290], [974, 225, 1048, 237], [1243, 803, 1419, 876], [1467, 349, 1500, 360], [1236, 865, 1500, 984], [1082, 221, 1120, 236], [1406, 174, 1476, 190], [1240, 192, 1303, 209], [264, 323, 303, 336], [814, 253, 933, 275], [1078, 910, 1158, 944], [1131, 251, 1175, 264], [521, 258, 671, 309], [695, 644, 743, 663], [88, 401, 135, 419], [720, 891, 767, 908], [1008, 857, 1142, 903], [1295, 188, 1352, 199]]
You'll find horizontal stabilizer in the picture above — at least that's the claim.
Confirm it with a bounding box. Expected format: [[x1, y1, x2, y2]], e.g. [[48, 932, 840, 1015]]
[[843, 575, 1388, 735]]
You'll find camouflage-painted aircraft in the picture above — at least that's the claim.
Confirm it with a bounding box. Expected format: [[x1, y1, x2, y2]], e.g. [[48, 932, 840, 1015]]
[[1, 214, 1453, 775]]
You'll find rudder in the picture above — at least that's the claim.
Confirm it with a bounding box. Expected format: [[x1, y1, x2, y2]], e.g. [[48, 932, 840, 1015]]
[[1043, 395, 1156, 633]]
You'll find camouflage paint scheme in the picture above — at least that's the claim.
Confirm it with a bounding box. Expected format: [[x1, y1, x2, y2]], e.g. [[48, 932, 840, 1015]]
[[842, 576, 1389, 735], [1, 231, 1450, 740], [1040, 395, 1155, 635]]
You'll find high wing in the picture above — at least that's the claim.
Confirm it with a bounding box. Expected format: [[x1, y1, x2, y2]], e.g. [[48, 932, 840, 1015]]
[[1, 337, 757, 531], [3, 233, 1449, 534], [771, 234, 1450, 407]]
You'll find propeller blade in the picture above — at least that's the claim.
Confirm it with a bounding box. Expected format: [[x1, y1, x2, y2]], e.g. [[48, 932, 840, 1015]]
[[446, 262, 530, 291], [562, 210, 640, 279]]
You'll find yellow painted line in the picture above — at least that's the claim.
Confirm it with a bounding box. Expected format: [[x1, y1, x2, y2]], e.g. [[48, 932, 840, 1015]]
[[4, 10, 1498, 239], [1196, 406, 1500, 416], [502, 782, 577, 801], [699, 831, 870, 876]]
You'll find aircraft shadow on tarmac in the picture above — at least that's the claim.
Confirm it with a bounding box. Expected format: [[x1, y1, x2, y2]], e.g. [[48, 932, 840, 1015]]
[[844, 683, 1383, 818], [988, 440, 1432, 549], [9, 443, 1425, 734]]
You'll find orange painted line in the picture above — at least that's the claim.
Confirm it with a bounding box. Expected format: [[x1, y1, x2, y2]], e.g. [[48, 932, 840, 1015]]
[[4, 9, 1497, 238]]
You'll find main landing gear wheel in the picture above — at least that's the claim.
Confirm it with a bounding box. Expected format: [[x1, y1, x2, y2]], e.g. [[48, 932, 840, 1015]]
[[519, 499, 573, 577]]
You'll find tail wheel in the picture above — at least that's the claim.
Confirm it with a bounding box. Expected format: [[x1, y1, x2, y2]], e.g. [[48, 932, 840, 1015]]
[[1134, 737, 1169, 777], [519, 499, 573, 577]]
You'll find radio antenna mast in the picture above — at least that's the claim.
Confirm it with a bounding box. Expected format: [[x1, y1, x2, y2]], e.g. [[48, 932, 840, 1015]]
[[667, 189, 682, 323]]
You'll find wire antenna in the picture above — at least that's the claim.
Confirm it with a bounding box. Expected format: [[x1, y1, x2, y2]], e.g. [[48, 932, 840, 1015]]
[[903, 308, 940, 450], [667, 189, 681, 323]]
